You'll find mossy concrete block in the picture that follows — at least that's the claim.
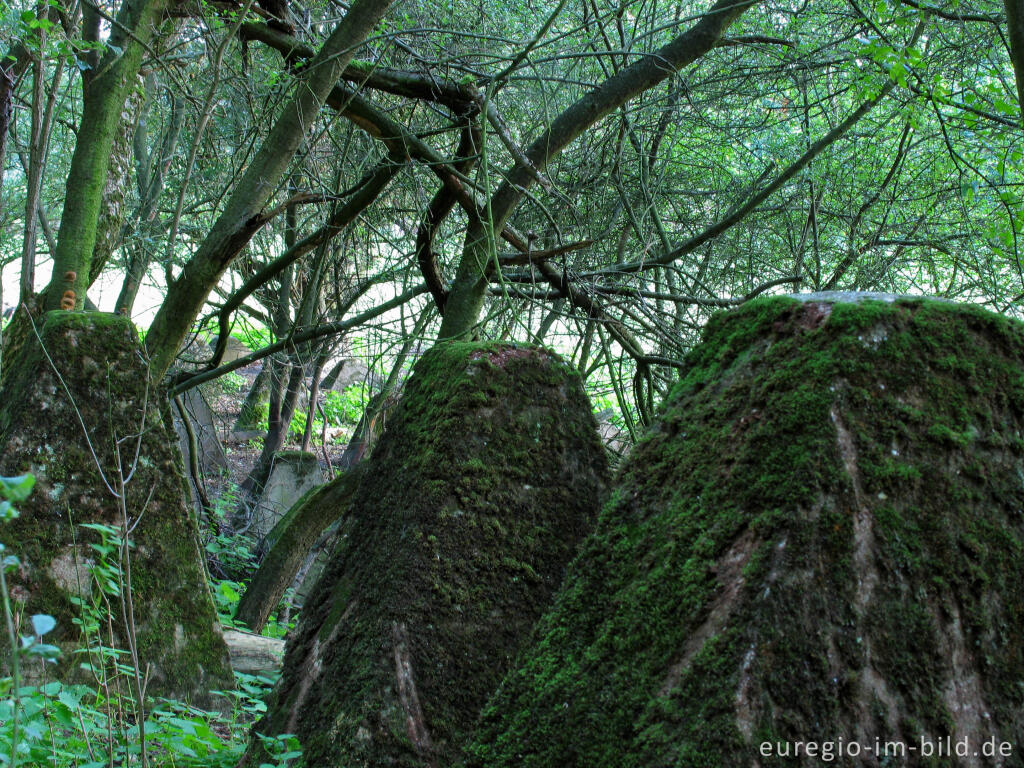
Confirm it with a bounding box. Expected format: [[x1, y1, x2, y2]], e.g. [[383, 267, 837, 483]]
[[467, 296, 1024, 766], [0, 311, 233, 708], [324, 356, 381, 390], [252, 342, 609, 767], [209, 335, 253, 363], [252, 451, 324, 541]]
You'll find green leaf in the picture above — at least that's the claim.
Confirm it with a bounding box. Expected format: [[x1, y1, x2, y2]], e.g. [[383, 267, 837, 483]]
[[25, 642, 61, 661], [219, 581, 241, 602], [31, 614, 56, 637], [0, 501, 16, 521], [58, 687, 83, 709], [994, 98, 1017, 117], [0, 474, 34, 502]]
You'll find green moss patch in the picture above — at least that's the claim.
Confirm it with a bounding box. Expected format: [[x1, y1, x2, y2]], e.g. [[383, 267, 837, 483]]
[[466, 296, 1024, 766], [251, 341, 609, 766], [0, 311, 233, 709]]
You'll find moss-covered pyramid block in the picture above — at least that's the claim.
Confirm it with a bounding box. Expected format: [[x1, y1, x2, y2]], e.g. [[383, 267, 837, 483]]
[[467, 296, 1024, 766], [252, 342, 608, 766], [0, 312, 232, 708]]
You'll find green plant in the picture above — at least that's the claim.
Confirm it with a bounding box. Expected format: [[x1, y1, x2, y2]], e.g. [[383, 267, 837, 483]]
[[205, 483, 258, 579], [288, 383, 368, 442], [203, 485, 299, 639], [0, 475, 296, 767], [0, 665, 293, 767], [0, 475, 33, 523], [217, 371, 248, 395], [67, 523, 140, 696], [0, 473, 61, 768], [260, 599, 298, 641], [252, 731, 303, 768], [325, 383, 368, 424], [212, 578, 297, 640], [230, 320, 273, 352], [212, 578, 245, 625]]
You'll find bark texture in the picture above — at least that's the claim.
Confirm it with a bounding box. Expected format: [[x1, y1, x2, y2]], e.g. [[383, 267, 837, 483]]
[[467, 294, 1024, 766], [247, 342, 608, 767], [1005, 0, 1024, 125]]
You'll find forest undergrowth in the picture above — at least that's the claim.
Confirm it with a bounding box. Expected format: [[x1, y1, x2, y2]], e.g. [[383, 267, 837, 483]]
[[0, 322, 629, 768], [0, 471, 303, 768]]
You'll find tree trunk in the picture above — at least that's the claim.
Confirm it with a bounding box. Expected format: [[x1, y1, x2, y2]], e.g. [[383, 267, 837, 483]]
[[437, 0, 760, 339], [143, 0, 394, 379], [236, 194, 307, 521], [1006, 0, 1024, 127], [21, 39, 45, 302], [44, 0, 167, 311], [235, 362, 304, 527], [87, 75, 148, 288], [234, 363, 272, 433], [0, 43, 28, 217], [301, 352, 327, 452], [234, 465, 364, 632], [117, 53, 185, 315]]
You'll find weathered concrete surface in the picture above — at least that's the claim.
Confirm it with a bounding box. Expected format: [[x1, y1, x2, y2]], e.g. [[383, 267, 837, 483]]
[[210, 335, 253, 363], [172, 387, 229, 474], [0, 312, 233, 708], [467, 296, 1024, 767], [251, 451, 324, 541], [247, 342, 609, 767], [323, 356, 380, 391], [223, 629, 284, 676], [595, 408, 630, 461]]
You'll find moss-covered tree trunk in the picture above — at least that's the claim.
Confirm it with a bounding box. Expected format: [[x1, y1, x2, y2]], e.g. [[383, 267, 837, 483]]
[[0, 312, 233, 708], [234, 362, 271, 433], [467, 294, 1024, 766], [44, 0, 167, 311], [245, 343, 608, 767]]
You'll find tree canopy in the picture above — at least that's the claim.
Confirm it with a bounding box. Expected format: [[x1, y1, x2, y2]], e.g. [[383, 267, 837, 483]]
[[1, 0, 1022, 425]]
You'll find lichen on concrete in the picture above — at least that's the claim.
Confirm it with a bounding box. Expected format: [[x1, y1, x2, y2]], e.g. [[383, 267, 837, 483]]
[[465, 296, 1024, 767], [0, 311, 233, 708], [249, 341, 609, 767]]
